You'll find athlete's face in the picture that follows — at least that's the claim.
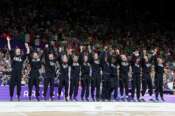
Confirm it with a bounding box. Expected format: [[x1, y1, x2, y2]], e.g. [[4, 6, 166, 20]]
[[144, 56, 148, 62], [134, 50, 139, 57], [33, 52, 39, 59], [73, 55, 78, 62], [94, 53, 98, 60], [62, 55, 68, 63], [143, 49, 147, 55], [111, 58, 116, 64], [59, 47, 62, 52], [136, 58, 140, 64], [84, 55, 88, 62], [15, 48, 21, 56], [105, 56, 108, 62], [104, 46, 108, 51], [121, 55, 127, 61], [49, 54, 54, 60], [157, 58, 163, 64], [115, 49, 120, 55]]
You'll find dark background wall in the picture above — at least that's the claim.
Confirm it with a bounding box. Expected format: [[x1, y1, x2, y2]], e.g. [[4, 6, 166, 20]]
[[0, 0, 174, 22]]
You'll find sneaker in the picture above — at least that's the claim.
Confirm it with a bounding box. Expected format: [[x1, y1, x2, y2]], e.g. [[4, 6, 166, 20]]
[[44, 96, 47, 101], [115, 97, 120, 101], [58, 96, 61, 100], [155, 97, 159, 102], [10, 97, 13, 101], [161, 97, 165, 102], [36, 97, 40, 101], [70, 97, 73, 101], [74, 97, 78, 101], [86, 98, 89, 101], [149, 98, 154, 102], [29, 96, 32, 101], [130, 98, 135, 102], [137, 99, 141, 102], [140, 98, 145, 102], [65, 98, 68, 102], [96, 98, 100, 102], [17, 96, 20, 101]]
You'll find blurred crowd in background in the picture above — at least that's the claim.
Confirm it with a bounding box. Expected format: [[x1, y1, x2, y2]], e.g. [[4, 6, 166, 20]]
[[0, 0, 175, 91]]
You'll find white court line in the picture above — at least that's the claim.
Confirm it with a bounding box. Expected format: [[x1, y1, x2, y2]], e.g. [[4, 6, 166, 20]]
[[0, 102, 175, 112]]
